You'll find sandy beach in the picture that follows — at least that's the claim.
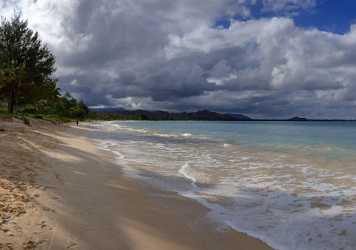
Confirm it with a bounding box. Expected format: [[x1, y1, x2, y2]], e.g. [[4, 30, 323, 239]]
[[0, 118, 272, 250]]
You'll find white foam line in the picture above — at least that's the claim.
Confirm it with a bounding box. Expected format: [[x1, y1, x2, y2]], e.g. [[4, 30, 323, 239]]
[[112, 150, 125, 160], [96, 140, 126, 160], [178, 162, 197, 187]]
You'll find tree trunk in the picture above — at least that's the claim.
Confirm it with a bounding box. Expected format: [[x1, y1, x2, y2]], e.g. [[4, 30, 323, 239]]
[[7, 88, 16, 114]]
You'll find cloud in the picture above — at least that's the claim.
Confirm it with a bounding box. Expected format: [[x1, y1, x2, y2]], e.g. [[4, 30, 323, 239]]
[[262, 0, 316, 14], [2, 0, 356, 118]]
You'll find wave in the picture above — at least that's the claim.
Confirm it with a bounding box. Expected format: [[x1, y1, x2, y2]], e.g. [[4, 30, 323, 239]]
[[94, 121, 199, 139], [178, 163, 197, 188], [88, 121, 356, 250], [97, 140, 125, 160]]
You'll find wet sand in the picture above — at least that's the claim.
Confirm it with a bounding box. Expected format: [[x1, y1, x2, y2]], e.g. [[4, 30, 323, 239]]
[[0, 118, 273, 250]]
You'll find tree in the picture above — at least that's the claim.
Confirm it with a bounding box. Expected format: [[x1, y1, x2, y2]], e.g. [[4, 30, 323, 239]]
[[0, 14, 56, 113]]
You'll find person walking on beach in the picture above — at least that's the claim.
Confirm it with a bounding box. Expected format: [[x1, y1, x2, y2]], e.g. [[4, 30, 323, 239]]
[[76, 120, 79, 126]]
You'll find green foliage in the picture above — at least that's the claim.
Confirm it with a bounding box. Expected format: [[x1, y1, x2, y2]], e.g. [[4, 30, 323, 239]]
[[20, 92, 89, 120], [0, 105, 11, 118], [0, 105, 7, 113], [0, 13, 89, 121], [49, 93, 89, 119], [0, 13, 57, 113]]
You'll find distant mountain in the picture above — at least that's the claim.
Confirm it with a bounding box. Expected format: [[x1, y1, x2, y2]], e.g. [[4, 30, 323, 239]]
[[92, 107, 126, 113], [229, 113, 253, 121], [288, 116, 308, 121], [90, 108, 253, 121], [89, 108, 356, 122]]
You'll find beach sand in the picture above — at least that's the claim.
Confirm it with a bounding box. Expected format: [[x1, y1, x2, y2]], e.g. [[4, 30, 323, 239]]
[[0, 118, 273, 250]]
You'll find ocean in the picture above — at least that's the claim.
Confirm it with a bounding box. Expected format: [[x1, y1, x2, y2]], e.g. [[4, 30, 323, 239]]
[[86, 121, 356, 250]]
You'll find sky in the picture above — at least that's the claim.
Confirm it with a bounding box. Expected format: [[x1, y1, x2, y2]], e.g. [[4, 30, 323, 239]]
[[1, 0, 356, 118]]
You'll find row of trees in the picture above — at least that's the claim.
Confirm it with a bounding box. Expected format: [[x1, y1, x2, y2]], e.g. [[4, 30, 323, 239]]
[[0, 14, 88, 119]]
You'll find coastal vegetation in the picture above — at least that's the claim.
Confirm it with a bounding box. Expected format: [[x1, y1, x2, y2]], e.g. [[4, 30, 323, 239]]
[[0, 14, 88, 122], [88, 109, 253, 121]]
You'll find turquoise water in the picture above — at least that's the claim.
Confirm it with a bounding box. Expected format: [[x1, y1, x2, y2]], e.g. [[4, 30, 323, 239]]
[[88, 121, 356, 250], [122, 121, 356, 154]]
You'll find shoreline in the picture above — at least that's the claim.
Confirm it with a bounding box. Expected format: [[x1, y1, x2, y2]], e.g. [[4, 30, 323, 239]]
[[0, 119, 273, 249]]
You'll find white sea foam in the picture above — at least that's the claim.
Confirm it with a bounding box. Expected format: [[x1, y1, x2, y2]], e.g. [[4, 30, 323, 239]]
[[88, 121, 356, 250], [178, 163, 197, 187], [112, 150, 125, 160], [96, 140, 126, 160]]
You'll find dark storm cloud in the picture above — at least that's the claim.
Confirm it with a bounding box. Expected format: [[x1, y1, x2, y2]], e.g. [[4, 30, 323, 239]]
[[2, 0, 356, 118]]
